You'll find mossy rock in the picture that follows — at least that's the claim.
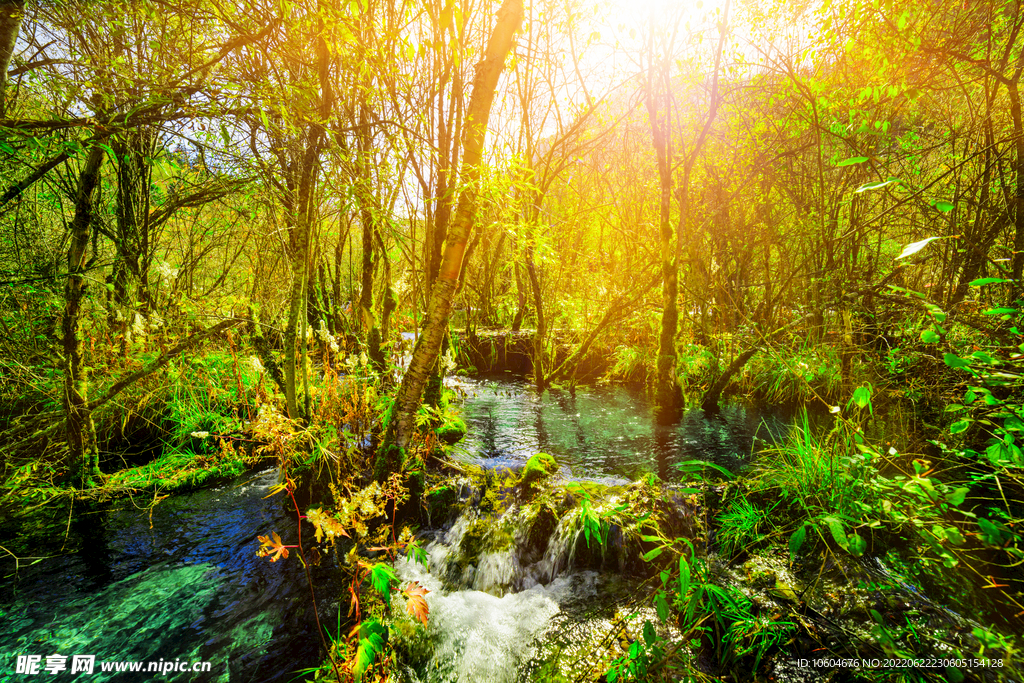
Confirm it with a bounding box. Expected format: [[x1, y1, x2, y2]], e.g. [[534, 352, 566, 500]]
[[423, 484, 458, 523], [520, 452, 559, 494], [522, 502, 558, 564], [457, 518, 514, 570], [435, 416, 467, 445]]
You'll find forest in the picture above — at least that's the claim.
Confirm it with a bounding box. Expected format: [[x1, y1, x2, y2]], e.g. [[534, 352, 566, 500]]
[[1, 0, 1023, 680]]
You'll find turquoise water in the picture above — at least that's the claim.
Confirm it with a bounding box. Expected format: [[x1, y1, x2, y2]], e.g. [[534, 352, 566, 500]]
[[0, 376, 798, 683], [0, 470, 319, 682], [452, 374, 793, 480]]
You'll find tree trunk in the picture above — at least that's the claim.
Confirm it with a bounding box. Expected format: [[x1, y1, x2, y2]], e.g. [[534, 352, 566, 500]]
[[283, 138, 320, 420], [647, 60, 683, 425], [701, 346, 759, 412], [0, 0, 25, 118], [379, 0, 524, 477], [109, 128, 153, 348], [525, 243, 546, 389], [62, 145, 106, 488], [511, 261, 527, 332], [1007, 80, 1024, 302]]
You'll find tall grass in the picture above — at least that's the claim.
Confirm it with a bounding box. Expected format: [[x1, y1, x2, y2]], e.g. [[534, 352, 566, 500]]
[[753, 412, 873, 523], [743, 345, 842, 404], [162, 350, 264, 455]]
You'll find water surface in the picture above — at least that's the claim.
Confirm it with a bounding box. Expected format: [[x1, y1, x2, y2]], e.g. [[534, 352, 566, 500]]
[[452, 374, 792, 480], [0, 469, 321, 682]]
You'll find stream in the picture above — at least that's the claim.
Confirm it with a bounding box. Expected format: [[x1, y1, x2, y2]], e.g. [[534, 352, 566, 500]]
[[0, 470, 322, 682], [0, 376, 991, 682]]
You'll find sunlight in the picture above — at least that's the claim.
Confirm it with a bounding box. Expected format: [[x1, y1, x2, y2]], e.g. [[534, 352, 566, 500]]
[[4, 0, 1023, 678]]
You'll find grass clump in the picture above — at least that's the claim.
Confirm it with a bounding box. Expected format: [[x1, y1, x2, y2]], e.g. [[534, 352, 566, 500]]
[[743, 344, 842, 403], [716, 493, 776, 558]]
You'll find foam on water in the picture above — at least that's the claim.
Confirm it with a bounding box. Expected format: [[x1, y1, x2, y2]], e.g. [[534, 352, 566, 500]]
[[395, 558, 598, 683]]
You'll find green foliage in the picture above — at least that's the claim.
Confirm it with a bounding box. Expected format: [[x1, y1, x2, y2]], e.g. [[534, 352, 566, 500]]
[[351, 619, 388, 682], [607, 344, 657, 384], [744, 345, 842, 403], [579, 493, 605, 549], [675, 343, 718, 391], [717, 495, 775, 557], [163, 351, 262, 453], [435, 415, 467, 445], [604, 620, 665, 682], [368, 563, 398, 607]]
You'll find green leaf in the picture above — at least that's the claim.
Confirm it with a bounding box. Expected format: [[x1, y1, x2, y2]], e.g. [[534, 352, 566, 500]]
[[977, 517, 1007, 545], [406, 542, 428, 568], [949, 420, 971, 435], [943, 353, 970, 369], [924, 302, 947, 323], [945, 667, 965, 683], [944, 526, 966, 545], [847, 384, 873, 415], [846, 533, 867, 557], [969, 277, 1011, 286], [982, 307, 1017, 316], [933, 199, 955, 213], [896, 236, 941, 260], [678, 555, 690, 596], [352, 620, 387, 682], [642, 547, 664, 562], [855, 177, 900, 192], [789, 524, 807, 561], [837, 156, 869, 166], [674, 459, 734, 480], [920, 329, 941, 343], [970, 351, 995, 364], [642, 620, 657, 647], [369, 563, 397, 606], [822, 516, 849, 549], [654, 591, 670, 621]]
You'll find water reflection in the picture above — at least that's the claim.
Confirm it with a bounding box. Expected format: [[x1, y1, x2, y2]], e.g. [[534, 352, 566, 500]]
[[451, 374, 793, 480]]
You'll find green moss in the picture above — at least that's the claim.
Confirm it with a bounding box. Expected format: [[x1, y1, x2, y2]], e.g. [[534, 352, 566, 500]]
[[521, 452, 559, 488], [406, 466, 425, 502], [374, 441, 405, 482], [435, 416, 467, 445], [458, 518, 514, 569], [424, 484, 458, 521], [103, 444, 256, 496]]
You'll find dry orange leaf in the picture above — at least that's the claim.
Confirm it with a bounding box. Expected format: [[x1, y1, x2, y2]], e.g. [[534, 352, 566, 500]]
[[404, 582, 430, 626]]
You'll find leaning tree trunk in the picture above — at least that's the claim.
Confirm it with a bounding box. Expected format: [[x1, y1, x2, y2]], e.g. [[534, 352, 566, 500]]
[[63, 145, 106, 488], [0, 0, 25, 118], [378, 0, 523, 478]]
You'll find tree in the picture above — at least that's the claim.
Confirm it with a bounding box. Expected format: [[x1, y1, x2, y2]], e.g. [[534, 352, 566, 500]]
[[381, 0, 524, 471], [641, 0, 730, 423], [0, 0, 25, 117]]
